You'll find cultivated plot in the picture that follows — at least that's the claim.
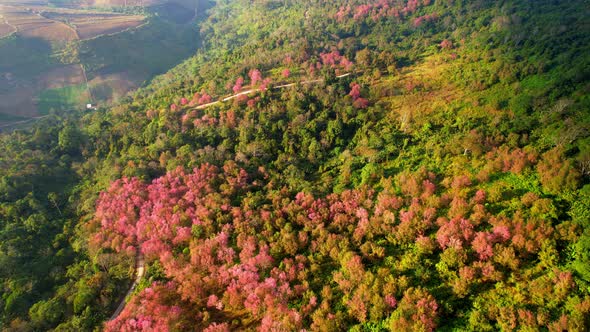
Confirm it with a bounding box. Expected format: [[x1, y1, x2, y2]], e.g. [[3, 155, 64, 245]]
[[88, 71, 138, 103], [0, 1, 196, 126], [0, 86, 38, 118], [42, 11, 145, 39], [37, 64, 85, 90], [0, 14, 16, 38], [0, 5, 77, 44]]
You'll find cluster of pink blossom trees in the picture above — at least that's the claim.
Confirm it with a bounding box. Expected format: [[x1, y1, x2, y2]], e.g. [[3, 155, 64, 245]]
[[90, 148, 587, 330], [413, 13, 438, 27], [171, 91, 213, 111], [104, 282, 190, 332], [336, 0, 433, 22], [349, 82, 369, 108], [319, 51, 354, 72], [232, 77, 244, 93]]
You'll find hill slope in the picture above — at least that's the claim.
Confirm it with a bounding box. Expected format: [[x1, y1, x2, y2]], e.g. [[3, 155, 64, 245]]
[[0, 0, 589, 330]]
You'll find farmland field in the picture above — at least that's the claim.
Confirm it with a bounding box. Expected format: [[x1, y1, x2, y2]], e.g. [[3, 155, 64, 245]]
[[0, 0, 46, 4], [0, 86, 38, 118], [0, 0, 199, 126], [42, 11, 145, 39], [72, 15, 144, 39], [88, 71, 137, 103], [37, 83, 90, 114], [151, 2, 194, 24], [0, 35, 55, 84], [0, 17, 15, 38], [0, 23, 14, 37], [0, 112, 26, 123], [0, 31, 57, 118], [80, 18, 198, 101], [0, 6, 77, 45], [37, 64, 85, 90]]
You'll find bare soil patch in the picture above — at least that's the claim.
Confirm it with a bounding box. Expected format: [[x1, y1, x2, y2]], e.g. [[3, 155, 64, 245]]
[[76, 15, 144, 39], [1, 7, 77, 42], [0, 86, 38, 118], [37, 64, 85, 90], [89, 71, 140, 103], [43, 10, 144, 39]]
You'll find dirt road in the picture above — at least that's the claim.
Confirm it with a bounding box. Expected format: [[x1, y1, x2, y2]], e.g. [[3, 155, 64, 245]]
[[109, 253, 145, 321]]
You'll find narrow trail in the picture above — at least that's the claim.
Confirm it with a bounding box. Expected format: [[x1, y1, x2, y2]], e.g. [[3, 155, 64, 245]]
[[194, 73, 352, 110], [0, 115, 49, 130], [109, 253, 145, 321]]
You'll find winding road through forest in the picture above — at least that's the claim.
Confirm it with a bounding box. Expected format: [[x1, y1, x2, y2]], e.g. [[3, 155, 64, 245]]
[[109, 254, 145, 321], [108, 71, 354, 321], [0, 115, 49, 131], [6, 73, 358, 323], [195, 73, 351, 110]]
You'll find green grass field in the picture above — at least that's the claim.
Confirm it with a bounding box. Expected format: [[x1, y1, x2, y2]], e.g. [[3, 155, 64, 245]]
[[37, 84, 90, 114]]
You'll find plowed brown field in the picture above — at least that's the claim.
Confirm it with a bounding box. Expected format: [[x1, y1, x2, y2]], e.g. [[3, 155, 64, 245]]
[[1, 6, 77, 42], [37, 64, 85, 90], [43, 11, 144, 39]]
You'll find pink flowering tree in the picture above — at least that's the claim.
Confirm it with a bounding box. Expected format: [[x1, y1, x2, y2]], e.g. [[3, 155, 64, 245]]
[[249, 69, 263, 86], [282, 68, 291, 78], [198, 92, 212, 105], [105, 282, 192, 332], [349, 83, 368, 108], [440, 39, 453, 49], [233, 77, 244, 93], [389, 288, 439, 332], [349, 83, 362, 100], [89, 177, 147, 256]]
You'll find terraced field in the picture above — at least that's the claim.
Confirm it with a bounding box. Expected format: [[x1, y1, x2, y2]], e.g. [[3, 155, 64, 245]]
[[42, 11, 145, 39], [0, 5, 77, 45]]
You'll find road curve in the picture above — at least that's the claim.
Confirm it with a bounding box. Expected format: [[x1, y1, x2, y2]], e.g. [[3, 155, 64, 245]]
[[109, 253, 145, 321], [194, 72, 353, 110]]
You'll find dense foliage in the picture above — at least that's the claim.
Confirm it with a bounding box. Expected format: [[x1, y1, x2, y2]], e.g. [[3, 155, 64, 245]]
[[1, 0, 589, 330]]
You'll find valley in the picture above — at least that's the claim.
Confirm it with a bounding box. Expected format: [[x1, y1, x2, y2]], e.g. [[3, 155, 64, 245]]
[[0, 0, 199, 128]]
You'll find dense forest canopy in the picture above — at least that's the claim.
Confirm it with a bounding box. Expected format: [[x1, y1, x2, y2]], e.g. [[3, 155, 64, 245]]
[[0, 0, 589, 331]]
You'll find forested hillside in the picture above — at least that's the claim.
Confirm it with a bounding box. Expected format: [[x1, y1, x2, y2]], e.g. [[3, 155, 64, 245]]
[[1, 0, 589, 330]]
